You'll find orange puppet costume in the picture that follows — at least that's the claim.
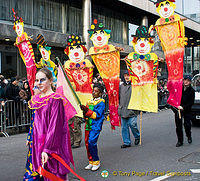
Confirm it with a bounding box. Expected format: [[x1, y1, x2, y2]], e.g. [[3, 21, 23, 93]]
[[64, 35, 93, 115], [150, 0, 187, 108], [88, 19, 120, 129], [12, 9, 36, 95], [125, 26, 159, 112]]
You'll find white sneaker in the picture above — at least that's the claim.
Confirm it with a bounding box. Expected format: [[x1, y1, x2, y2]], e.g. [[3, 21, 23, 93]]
[[85, 164, 93, 170], [91, 163, 100, 171]]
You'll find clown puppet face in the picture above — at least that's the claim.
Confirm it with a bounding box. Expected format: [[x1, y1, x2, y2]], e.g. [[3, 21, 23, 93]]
[[15, 22, 24, 37], [132, 38, 153, 55], [68, 45, 85, 63], [156, 0, 176, 18], [90, 30, 110, 47], [39, 47, 51, 61]]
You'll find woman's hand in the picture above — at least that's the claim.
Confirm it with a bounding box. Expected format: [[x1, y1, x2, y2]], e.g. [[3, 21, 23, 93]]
[[41, 152, 49, 164], [26, 140, 29, 146]]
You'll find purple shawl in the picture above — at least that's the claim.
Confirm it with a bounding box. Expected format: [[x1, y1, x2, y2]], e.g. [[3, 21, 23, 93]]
[[28, 92, 76, 176]]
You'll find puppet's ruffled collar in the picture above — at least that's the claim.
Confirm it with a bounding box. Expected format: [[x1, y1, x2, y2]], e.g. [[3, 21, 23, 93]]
[[28, 92, 68, 109]]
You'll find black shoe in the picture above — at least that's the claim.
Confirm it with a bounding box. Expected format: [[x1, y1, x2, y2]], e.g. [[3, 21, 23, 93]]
[[121, 144, 131, 149], [188, 137, 192, 144], [72, 145, 80, 149], [135, 139, 140, 145], [176, 142, 183, 147]]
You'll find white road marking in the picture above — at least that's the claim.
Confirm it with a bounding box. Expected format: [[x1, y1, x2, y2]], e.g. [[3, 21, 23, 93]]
[[190, 169, 200, 174], [149, 173, 174, 181]]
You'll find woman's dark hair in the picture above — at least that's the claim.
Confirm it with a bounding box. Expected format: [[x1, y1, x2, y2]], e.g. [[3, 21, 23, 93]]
[[93, 83, 104, 93], [37, 67, 53, 80]]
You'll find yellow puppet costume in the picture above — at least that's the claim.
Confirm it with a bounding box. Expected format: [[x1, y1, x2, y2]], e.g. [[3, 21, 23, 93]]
[[150, 0, 187, 108], [36, 34, 57, 82], [88, 19, 120, 129], [125, 26, 159, 113], [64, 34, 94, 117]]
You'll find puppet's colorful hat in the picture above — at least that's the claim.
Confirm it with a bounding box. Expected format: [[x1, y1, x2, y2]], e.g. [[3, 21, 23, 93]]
[[36, 34, 51, 51], [66, 34, 86, 46], [88, 19, 111, 36], [131, 26, 154, 38], [153, 0, 175, 7], [12, 8, 23, 23]]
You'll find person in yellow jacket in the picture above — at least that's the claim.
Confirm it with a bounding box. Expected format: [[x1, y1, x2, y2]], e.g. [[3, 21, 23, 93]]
[[64, 34, 94, 148]]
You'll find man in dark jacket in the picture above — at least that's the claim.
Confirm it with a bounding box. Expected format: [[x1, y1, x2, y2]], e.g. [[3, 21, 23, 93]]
[[5, 77, 20, 101], [118, 71, 140, 148], [0, 75, 7, 101], [173, 75, 195, 147]]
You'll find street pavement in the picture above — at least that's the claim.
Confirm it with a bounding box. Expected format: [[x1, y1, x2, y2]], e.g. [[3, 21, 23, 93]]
[[1, 109, 200, 181]]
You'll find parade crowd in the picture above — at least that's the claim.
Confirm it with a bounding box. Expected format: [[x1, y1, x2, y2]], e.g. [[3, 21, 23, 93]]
[[0, 75, 31, 103], [0, 73, 169, 107]]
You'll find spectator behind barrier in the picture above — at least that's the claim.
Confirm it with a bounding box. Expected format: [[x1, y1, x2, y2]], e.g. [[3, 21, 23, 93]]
[[0, 75, 7, 101], [19, 81, 31, 102], [5, 77, 21, 102]]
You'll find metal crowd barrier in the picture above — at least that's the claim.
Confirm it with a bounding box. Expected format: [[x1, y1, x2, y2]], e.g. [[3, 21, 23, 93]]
[[0, 103, 3, 132], [0, 100, 32, 136]]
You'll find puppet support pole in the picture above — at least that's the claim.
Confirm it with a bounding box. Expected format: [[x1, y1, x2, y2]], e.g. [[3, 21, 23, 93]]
[[178, 109, 181, 119], [139, 111, 142, 145], [56, 57, 82, 105]]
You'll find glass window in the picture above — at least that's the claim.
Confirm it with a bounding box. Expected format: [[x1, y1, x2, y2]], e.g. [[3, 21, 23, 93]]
[[175, 0, 200, 23], [92, 10, 124, 44], [67, 6, 83, 35], [194, 46, 200, 72], [0, 0, 32, 24], [33, 0, 62, 32]]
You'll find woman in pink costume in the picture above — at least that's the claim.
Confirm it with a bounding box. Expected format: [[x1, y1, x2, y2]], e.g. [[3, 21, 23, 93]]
[[28, 68, 76, 181]]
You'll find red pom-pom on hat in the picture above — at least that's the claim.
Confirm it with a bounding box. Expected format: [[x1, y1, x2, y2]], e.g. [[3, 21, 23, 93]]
[[93, 19, 98, 24]]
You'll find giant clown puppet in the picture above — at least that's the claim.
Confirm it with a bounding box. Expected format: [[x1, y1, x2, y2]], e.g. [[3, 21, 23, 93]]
[[126, 26, 159, 112], [36, 34, 57, 83], [64, 34, 94, 114], [88, 19, 121, 129], [150, 0, 187, 108], [12, 8, 36, 95]]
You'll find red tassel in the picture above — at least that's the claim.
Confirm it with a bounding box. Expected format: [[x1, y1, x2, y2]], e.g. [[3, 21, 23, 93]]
[[64, 47, 69, 55], [81, 45, 87, 53]]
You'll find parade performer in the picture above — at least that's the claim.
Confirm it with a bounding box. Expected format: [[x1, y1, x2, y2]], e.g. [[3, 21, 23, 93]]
[[125, 26, 159, 113], [27, 68, 84, 181], [80, 83, 105, 171], [24, 85, 41, 181], [88, 19, 120, 129], [64, 35, 94, 148], [149, 0, 187, 108], [12, 8, 36, 95], [119, 70, 140, 149], [172, 75, 195, 147], [64, 34, 93, 113], [36, 34, 57, 83]]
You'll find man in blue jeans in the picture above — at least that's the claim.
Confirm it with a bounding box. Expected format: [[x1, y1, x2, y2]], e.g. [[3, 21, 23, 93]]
[[118, 70, 140, 148]]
